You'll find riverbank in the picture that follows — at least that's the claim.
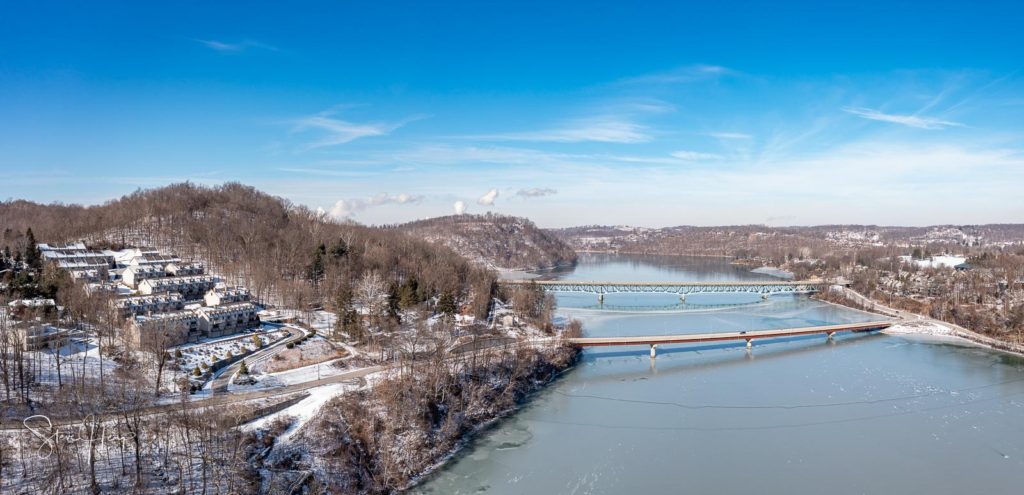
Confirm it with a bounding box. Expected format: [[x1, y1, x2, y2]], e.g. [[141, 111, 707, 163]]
[[750, 266, 795, 279], [264, 342, 580, 494], [819, 287, 1024, 357], [402, 356, 580, 491], [572, 249, 733, 259]]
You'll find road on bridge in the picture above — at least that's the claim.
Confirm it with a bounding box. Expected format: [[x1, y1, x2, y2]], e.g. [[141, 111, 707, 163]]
[[500, 279, 832, 302], [568, 320, 893, 357]]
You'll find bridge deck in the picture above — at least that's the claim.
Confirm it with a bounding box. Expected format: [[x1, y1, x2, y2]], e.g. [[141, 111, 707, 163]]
[[502, 279, 826, 287], [566, 321, 892, 347]]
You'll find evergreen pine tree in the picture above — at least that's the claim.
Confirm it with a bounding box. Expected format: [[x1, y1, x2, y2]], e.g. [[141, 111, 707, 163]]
[[307, 243, 326, 283], [329, 238, 348, 258], [438, 291, 457, 316], [23, 228, 41, 270]]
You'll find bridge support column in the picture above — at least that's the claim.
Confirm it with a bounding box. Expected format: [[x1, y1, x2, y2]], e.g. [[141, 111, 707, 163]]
[[827, 331, 835, 341], [650, 344, 657, 358], [761, 293, 770, 301], [679, 294, 686, 303], [746, 338, 753, 349], [598, 293, 604, 304]]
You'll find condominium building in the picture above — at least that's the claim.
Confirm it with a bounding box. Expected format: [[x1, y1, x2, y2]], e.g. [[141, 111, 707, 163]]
[[114, 292, 185, 318], [109, 248, 181, 268], [203, 287, 251, 307], [165, 262, 204, 277], [122, 264, 167, 289], [38, 243, 114, 273], [16, 324, 80, 351], [129, 311, 200, 348], [196, 302, 260, 337], [138, 275, 218, 298]]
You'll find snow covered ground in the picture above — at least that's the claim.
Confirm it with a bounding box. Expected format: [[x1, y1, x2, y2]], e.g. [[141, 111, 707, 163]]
[[261, 337, 344, 373], [897, 254, 967, 269], [750, 266, 795, 279], [229, 358, 355, 392], [882, 320, 956, 337], [881, 320, 982, 347], [28, 337, 119, 386], [173, 325, 288, 376], [244, 383, 353, 442], [495, 268, 542, 280], [305, 310, 337, 334]]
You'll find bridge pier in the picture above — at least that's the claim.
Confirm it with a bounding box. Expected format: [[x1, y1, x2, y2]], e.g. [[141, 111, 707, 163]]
[[746, 338, 753, 349], [679, 294, 686, 303], [761, 293, 770, 301], [650, 344, 658, 358], [827, 331, 835, 340], [598, 293, 604, 304]]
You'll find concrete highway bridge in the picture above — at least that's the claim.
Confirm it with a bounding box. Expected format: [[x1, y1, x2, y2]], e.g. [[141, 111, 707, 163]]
[[566, 320, 893, 358], [501, 279, 830, 303]]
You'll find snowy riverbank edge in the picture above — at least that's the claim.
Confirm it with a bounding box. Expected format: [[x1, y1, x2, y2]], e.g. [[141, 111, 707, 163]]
[[400, 353, 581, 492], [882, 321, 1024, 357], [822, 287, 1024, 358]]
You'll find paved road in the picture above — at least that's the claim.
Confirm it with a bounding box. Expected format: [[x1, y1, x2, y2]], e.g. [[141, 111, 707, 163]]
[[209, 324, 309, 394], [568, 321, 893, 348], [0, 363, 384, 430], [0, 337, 537, 430]]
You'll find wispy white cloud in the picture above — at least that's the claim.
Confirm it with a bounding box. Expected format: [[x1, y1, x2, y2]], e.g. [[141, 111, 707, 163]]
[[601, 98, 677, 114], [195, 39, 278, 53], [326, 192, 423, 219], [467, 117, 653, 143], [371, 192, 422, 206], [477, 188, 499, 206], [842, 106, 964, 129], [292, 110, 425, 150], [453, 201, 467, 215], [393, 145, 657, 170], [617, 64, 734, 85], [516, 187, 557, 198], [392, 144, 735, 170], [670, 150, 724, 161], [277, 167, 382, 177], [703, 131, 752, 140]]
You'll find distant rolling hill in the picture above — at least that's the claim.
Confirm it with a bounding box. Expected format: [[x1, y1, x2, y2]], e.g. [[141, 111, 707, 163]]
[[1, 183, 496, 316], [396, 213, 577, 272]]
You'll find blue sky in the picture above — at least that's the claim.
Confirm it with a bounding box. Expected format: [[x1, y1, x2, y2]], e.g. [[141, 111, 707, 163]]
[[2, 1, 1023, 227]]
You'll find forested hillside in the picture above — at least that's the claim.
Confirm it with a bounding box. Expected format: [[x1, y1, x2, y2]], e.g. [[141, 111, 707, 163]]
[[1, 182, 495, 318], [554, 224, 1024, 262], [396, 213, 576, 271]]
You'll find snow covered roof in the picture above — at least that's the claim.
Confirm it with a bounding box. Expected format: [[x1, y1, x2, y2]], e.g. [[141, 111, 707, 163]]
[[8, 298, 56, 308], [196, 302, 258, 318]]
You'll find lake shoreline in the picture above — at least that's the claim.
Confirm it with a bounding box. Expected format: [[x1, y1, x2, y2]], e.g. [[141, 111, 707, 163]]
[[402, 354, 580, 492]]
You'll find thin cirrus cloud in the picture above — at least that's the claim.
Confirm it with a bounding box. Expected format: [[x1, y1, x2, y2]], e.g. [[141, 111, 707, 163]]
[[842, 106, 964, 130], [670, 150, 724, 161], [467, 117, 653, 143], [614, 64, 734, 86], [195, 39, 278, 53], [291, 111, 426, 150], [516, 187, 557, 198], [703, 131, 752, 140]]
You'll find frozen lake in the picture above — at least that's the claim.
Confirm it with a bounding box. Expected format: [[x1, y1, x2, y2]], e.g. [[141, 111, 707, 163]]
[[414, 254, 1024, 494]]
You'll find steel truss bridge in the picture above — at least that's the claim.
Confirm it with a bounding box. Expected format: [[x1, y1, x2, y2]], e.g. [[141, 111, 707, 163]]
[[571, 300, 766, 312], [501, 279, 829, 302]]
